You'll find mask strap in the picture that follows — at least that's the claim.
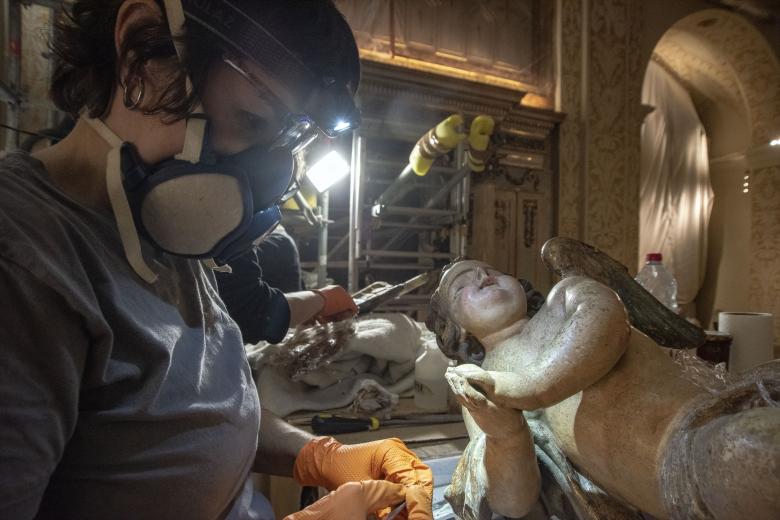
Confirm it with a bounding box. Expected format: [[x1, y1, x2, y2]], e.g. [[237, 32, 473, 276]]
[[83, 116, 159, 284], [163, 0, 206, 164], [176, 117, 207, 164], [83, 114, 123, 148]]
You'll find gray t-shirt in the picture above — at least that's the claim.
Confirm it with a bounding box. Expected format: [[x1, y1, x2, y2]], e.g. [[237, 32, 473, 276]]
[[0, 152, 271, 519]]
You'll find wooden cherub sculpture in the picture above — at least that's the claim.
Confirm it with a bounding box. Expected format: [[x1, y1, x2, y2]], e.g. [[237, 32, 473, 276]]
[[426, 238, 780, 520]]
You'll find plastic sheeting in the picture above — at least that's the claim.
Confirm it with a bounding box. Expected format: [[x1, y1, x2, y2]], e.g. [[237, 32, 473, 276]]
[[639, 61, 713, 308]]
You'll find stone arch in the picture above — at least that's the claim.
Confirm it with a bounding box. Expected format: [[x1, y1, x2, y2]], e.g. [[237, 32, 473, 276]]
[[641, 7, 780, 342], [648, 8, 780, 151]]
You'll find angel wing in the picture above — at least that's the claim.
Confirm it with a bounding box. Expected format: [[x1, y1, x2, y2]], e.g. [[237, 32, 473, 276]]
[[540, 237, 705, 349]]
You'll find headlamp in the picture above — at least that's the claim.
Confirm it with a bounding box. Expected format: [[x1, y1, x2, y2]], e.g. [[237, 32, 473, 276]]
[[181, 0, 360, 152], [271, 109, 360, 154]]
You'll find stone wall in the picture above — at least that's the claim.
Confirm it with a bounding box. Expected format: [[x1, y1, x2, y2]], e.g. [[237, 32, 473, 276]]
[[556, 0, 645, 272], [749, 164, 780, 352]]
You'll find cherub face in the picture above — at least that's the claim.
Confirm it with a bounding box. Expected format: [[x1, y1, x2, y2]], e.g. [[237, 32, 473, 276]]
[[441, 260, 527, 339]]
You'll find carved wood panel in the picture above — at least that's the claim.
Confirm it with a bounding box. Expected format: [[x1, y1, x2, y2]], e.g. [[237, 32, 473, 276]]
[[516, 194, 547, 290], [335, 0, 552, 94], [493, 190, 517, 275], [469, 182, 497, 266], [469, 182, 552, 292]]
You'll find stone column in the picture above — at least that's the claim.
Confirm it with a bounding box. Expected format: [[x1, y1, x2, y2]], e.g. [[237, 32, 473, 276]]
[[748, 157, 780, 354], [556, 0, 645, 272]]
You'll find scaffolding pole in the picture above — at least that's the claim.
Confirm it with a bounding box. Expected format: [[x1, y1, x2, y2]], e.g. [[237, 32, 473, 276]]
[[348, 132, 364, 292], [316, 189, 329, 288]]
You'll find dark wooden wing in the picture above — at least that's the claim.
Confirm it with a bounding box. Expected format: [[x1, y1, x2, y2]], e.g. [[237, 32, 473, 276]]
[[541, 237, 705, 349]]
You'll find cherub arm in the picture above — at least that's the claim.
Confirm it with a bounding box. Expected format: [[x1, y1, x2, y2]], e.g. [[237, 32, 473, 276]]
[[446, 369, 540, 519], [462, 276, 631, 410]]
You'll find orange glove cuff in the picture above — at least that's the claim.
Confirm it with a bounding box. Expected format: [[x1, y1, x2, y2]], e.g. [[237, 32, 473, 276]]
[[312, 285, 358, 323], [293, 436, 341, 489]]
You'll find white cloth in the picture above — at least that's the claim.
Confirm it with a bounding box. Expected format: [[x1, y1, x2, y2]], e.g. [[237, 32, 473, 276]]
[[250, 314, 432, 416], [639, 61, 713, 307]]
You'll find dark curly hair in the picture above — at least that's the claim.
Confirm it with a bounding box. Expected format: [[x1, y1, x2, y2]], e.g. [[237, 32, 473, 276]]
[[50, 0, 360, 120], [425, 260, 546, 365]]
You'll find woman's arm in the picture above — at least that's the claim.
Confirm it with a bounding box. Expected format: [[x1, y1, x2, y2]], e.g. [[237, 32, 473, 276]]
[[253, 408, 315, 476], [285, 291, 325, 327], [215, 248, 354, 342], [286, 284, 360, 327], [460, 276, 631, 410], [0, 258, 88, 519]]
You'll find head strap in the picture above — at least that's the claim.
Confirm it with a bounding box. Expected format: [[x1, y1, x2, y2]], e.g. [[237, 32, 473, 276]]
[[162, 0, 191, 94], [162, 0, 206, 163]]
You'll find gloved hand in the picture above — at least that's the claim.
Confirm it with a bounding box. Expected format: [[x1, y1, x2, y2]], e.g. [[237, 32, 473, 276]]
[[293, 437, 433, 520], [312, 285, 358, 323], [284, 480, 406, 520]]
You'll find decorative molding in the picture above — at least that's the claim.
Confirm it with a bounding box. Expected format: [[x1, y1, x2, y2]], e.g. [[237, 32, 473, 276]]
[[335, 0, 554, 96], [475, 162, 543, 193], [712, 145, 780, 169], [358, 60, 564, 142], [523, 199, 539, 247], [653, 33, 744, 110], [746, 143, 780, 169]]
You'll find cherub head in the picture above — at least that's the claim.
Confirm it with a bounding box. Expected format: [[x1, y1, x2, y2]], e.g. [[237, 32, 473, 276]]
[[426, 259, 544, 363]]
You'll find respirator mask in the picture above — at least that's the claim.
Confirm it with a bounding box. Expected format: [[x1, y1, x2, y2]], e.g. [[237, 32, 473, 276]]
[[89, 0, 360, 283]]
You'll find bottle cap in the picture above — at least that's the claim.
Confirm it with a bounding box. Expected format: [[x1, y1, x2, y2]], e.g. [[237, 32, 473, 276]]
[[646, 253, 663, 262]]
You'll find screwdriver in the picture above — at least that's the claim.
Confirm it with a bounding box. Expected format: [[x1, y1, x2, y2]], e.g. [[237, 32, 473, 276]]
[[311, 413, 462, 435]]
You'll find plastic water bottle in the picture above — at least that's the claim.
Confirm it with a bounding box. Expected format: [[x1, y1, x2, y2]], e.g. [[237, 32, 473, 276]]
[[635, 253, 679, 313]]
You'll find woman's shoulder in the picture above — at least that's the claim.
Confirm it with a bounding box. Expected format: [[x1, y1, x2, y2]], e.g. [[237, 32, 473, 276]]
[[0, 151, 114, 289], [0, 151, 59, 236], [0, 150, 59, 209]]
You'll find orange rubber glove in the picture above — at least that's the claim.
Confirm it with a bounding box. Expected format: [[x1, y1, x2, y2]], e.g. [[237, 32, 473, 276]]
[[313, 285, 358, 323], [284, 480, 406, 520], [293, 437, 433, 520]]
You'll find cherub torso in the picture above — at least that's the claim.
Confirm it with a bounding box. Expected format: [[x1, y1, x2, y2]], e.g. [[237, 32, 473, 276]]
[[482, 316, 703, 517]]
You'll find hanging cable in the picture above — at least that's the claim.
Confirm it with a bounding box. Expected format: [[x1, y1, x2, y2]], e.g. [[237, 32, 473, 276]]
[[0, 122, 60, 140]]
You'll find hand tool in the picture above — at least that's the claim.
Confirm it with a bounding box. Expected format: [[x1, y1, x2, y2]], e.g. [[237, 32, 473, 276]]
[[385, 501, 407, 520], [311, 413, 463, 435], [354, 271, 438, 315]]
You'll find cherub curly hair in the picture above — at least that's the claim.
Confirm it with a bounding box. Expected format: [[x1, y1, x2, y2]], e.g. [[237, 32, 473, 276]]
[[425, 260, 545, 365]]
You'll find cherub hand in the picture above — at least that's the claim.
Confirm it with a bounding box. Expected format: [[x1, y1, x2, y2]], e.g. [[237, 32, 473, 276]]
[[445, 366, 526, 440], [446, 364, 497, 401]]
